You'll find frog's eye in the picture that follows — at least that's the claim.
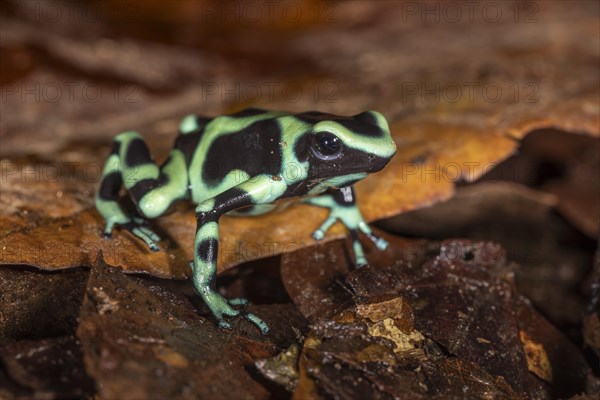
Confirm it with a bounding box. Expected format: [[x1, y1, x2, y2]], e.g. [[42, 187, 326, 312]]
[[312, 131, 342, 159]]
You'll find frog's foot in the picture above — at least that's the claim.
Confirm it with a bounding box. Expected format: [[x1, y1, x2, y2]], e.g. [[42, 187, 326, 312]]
[[357, 222, 389, 251], [371, 236, 389, 251], [311, 215, 337, 242], [107, 218, 161, 252], [227, 298, 249, 306], [355, 253, 368, 268], [348, 229, 369, 268], [312, 229, 325, 241], [217, 312, 270, 335], [102, 218, 120, 239], [203, 291, 270, 335]]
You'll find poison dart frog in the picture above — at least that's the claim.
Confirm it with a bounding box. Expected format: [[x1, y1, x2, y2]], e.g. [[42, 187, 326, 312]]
[[95, 108, 397, 334]]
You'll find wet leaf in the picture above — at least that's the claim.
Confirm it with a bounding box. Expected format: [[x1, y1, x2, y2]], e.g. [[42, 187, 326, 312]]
[[516, 297, 589, 398], [284, 237, 590, 399], [76, 254, 307, 399], [0, 335, 95, 399], [0, 267, 88, 340], [379, 181, 595, 329], [280, 239, 354, 322]]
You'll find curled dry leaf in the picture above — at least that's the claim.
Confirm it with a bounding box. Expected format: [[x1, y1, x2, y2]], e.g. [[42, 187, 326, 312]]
[[255, 341, 302, 392]]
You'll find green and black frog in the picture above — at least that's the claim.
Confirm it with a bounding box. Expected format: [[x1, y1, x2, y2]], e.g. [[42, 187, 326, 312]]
[[96, 108, 397, 334]]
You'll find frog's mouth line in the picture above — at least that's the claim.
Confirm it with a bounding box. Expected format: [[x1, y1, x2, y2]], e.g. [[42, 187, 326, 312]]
[[308, 172, 368, 191]]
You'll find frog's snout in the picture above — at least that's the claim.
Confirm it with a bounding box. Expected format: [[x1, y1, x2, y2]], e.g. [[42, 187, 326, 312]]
[[368, 148, 395, 172], [387, 139, 398, 159], [373, 139, 397, 171]]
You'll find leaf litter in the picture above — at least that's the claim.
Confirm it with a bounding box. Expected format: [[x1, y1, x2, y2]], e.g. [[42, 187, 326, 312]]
[[0, 1, 598, 398]]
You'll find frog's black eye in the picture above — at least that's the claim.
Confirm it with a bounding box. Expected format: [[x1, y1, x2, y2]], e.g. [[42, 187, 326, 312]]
[[312, 131, 342, 159]]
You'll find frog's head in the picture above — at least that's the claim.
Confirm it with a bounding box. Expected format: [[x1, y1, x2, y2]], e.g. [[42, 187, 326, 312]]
[[303, 111, 396, 185]]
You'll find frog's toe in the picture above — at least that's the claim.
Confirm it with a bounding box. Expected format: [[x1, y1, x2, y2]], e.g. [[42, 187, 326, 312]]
[[218, 320, 233, 330], [139, 226, 161, 242], [312, 229, 325, 241], [103, 226, 112, 238], [375, 237, 389, 250], [132, 216, 146, 225], [102, 220, 118, 239], [148, 243, 160, 252], [131, 226, 160, 252], [228, 298, 248, 306], [356, 256, 368, 267], [211, 300, 269, 334], [244, 313, 270, 335]]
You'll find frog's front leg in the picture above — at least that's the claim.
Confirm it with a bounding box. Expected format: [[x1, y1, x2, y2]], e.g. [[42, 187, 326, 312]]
[[192, 176, 286, 334], [303, 186, 388, 267]]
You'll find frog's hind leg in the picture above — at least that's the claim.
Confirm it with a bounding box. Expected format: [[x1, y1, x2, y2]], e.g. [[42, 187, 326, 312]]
[[95, 131, 189, 251], [96, 141, 135, 238]]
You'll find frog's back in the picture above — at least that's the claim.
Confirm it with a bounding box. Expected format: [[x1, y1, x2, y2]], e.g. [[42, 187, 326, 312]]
[[179, 107, 391, 205], [184, 108, 294, 203]]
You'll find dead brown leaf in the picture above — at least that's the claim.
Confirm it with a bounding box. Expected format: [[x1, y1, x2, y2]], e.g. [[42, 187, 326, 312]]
[[1, 1, 598, 398], [75, 254, 307, 400], [0, 267, 88, 340], [0, 336, 95, 399], [282, 236, 589, 399], [380, 181, 595, 329]]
